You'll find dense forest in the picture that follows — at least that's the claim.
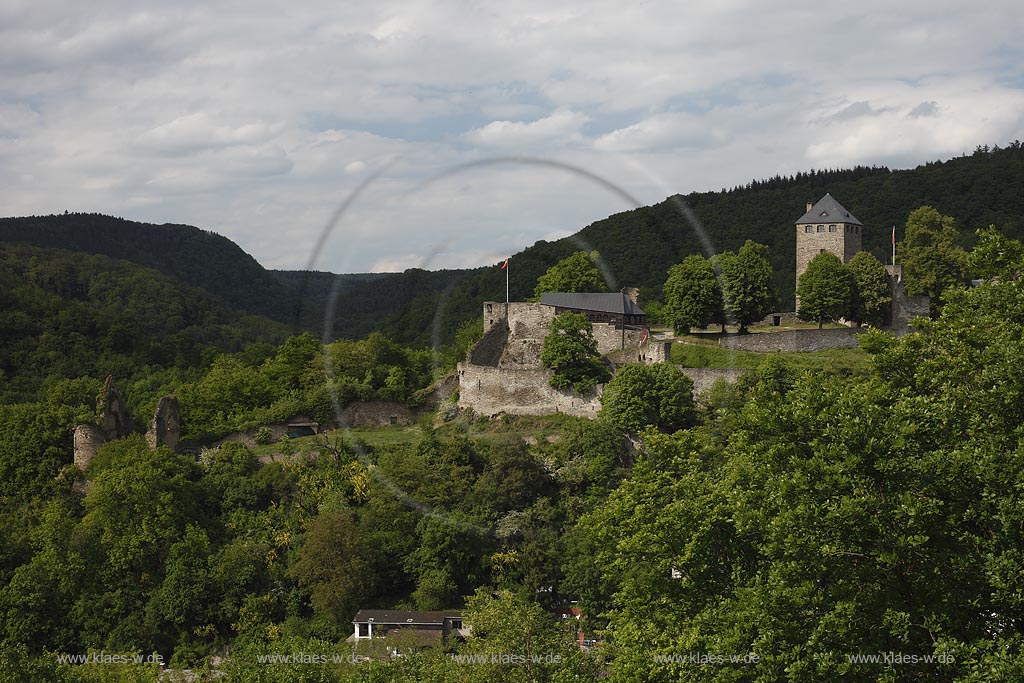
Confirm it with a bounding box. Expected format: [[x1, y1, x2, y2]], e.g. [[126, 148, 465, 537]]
[[5, 147, 1024, 681], [5, 223, 1024, 681], [4, 143, 1024, 347]]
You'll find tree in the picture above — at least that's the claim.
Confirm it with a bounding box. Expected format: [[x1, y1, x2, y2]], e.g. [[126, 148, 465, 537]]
[[533, 251, 606, 298], [797, 251, 854, 328], [663, 254, 722, 335], [540, 312, 610, 393], [967, 225, 1024, 281], [845, 251, 891, 327], [288, 508, 372, 630], [600, 363, 696, 433], [451, 588, 599, 683], [717, 240, 773, 333], [899, 206, 969, 314], [580, 272, 1024, 680]]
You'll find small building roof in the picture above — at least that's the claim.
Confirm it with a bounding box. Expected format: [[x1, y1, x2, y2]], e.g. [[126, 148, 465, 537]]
[[352, 610, 462, 626], [796, 193, 863, 226], [540, 292, 645, 316]]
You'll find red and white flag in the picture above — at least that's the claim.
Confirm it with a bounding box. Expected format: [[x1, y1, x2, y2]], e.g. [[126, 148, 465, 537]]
[[500, 258, 509, 270]]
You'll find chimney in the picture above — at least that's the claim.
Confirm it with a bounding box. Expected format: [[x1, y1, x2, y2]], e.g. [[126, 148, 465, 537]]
[[806, 201, 813, 213], [622, 287, 640, 305]]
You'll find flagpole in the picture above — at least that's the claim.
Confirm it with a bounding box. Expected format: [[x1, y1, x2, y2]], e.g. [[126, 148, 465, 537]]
[[505, 258, 509, 327], [892, 226, 896, 266]]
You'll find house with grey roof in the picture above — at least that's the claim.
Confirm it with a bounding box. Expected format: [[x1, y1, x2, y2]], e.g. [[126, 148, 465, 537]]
[[539, 291, 646, 328], [349, 609, 468, 650]]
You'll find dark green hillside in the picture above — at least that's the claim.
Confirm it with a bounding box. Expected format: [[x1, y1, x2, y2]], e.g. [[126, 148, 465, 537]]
[[0, 242, 289, 409], [274, 267, 481, 343], [0, 213, 297, 321]]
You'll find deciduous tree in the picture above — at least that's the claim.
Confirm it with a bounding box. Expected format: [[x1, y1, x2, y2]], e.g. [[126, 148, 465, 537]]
[[845, 251, 891, 327], [899, 206, 968, 314], [717, 241, 774, 333], [533, 251, 606, 298], [663, 254, 723, 335], [540, 312, 610, 393], [797, 251, 854, 328], [600, 363, 696, 433]]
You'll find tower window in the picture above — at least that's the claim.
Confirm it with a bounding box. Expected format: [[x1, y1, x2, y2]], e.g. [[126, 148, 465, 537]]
[[829, 224, 836, 232], [804, 225, 812, 233], [816, 225, 824, 232]]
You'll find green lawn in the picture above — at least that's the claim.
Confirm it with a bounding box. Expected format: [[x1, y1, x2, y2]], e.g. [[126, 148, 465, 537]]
[[671, 341, 871, 374], [247, 414, 579, 459]]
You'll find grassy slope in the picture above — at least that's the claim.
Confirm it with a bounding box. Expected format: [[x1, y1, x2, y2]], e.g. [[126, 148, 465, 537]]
[[671, 339, 871, 374]]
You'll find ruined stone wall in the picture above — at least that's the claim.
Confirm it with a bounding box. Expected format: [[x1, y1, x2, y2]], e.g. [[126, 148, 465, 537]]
[[478, 301, 646, 360], [591, 325, 645, 355], [73, 424, 107, 470], [719, 328, 863, 353], [679, 367, 749, 395], [469, 323, 507, 366], [606, 341, 671, 367], [97, 375, 132, 439], [146, 396, 181, 451], [456, 363, 602, 418], [478, 302, 557, 369], [339, 400, 417, 427], [887, 274, 930, 337]]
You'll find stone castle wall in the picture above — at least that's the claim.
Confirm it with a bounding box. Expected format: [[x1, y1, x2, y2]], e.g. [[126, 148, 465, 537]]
[[606, 341, 671, 366], [73, 424, 107, 470], [481, 300, 643, 364], [469, 323, 507, 366], [339, 400, 417, 427], [591, 325, 645, 355], [886, 270, 930, 336], [146, 395, 181, 451], [457, 363, 602, 418], [719, 327, 864, 353]]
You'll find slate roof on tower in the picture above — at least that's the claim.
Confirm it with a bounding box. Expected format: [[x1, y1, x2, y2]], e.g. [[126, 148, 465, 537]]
[[796, 193, 863, 226]]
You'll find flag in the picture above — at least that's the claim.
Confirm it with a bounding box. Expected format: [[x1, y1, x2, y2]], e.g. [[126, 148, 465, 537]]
[[892, 226, 896, 245], [500, 258, 509, 270]]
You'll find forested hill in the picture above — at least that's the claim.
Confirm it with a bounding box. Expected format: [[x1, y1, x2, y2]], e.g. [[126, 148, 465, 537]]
[[3, 143, 1023, 345], [379, 142, 1024, 343], [0, 213, 482, 339], [0, 242, 291, 412], [0, 213, 298, 322]]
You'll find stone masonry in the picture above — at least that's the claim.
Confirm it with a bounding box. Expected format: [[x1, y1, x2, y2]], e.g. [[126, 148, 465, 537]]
[[97, 374, 132, 440], [146, 395, 181, 451], [795, 194, 863, 308], [73, 424, 107, 470], [461, 300, 654, 417]]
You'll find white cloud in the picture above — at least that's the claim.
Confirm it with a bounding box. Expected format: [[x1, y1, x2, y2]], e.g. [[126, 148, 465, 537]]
[[593, 112, 724, 152], [464, 109, 589, 147]]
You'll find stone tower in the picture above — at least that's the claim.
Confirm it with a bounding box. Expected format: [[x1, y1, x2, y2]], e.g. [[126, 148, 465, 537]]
[[795, 193, 863, 304]]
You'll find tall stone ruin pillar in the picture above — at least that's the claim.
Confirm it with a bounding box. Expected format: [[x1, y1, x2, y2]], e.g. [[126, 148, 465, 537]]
[[146, 395, 181, 451]]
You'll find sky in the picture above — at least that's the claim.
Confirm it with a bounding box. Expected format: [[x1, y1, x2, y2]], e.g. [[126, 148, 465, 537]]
[[2, 0, 1023, 274]]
